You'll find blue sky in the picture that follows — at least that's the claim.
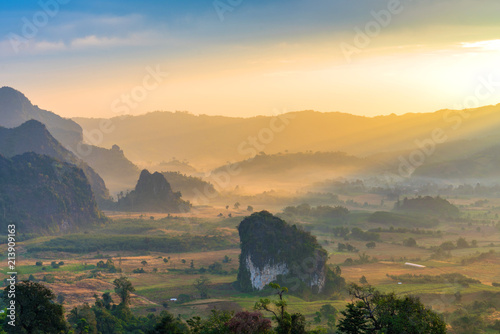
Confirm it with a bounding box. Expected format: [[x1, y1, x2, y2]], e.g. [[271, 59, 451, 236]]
[[1, 0, 500, 118]]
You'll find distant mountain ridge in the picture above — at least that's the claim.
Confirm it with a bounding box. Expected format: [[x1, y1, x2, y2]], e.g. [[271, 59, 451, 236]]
[[0, 120, 110, 203], [73, 104, 500, 169], [162, 171, 217, 200], [0, 86, 82, 148], [414, 143, 500, 180]]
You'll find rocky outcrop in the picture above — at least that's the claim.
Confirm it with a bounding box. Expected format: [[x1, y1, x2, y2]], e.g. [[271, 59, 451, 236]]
[[237, 211, 342, 295], [245, 254, 289, 290], [116, 170, 191, 212]]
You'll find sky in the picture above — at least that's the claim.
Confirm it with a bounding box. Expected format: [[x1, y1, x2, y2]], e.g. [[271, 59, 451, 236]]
[[1, 0, 500, 119]]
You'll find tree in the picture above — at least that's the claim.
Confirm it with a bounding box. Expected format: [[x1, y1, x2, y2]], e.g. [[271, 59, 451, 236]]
[[149, 311, 189, 334], [457, 237, 469, 248], [57, 294, 65, 304], [366, 241, 376, 249], [208, 261, 223, 274], [247, 205, 254, 212], [101, 292, 113, 310], [187, 308, 233, 334], [254, 283, 305, 334], [337, 303, 369, 334], [450, 314, 485, 334], [255, 283, 291, 333], [337, 283, 446, 334], [68, 303, 98, 334], [234, 202, 240, 209], [141, 260, 148, 266], [320, 304, 338, 332], [194, 276, 211, 299], [403, 237, 417, 247], [359, 275, 368, 284], [2, 281, 68, 333], [226, 311, 272, 333], [113, 277, 135, 305]]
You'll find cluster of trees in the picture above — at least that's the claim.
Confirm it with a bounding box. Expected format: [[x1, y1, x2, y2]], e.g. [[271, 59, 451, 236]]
[[349, 228, 379, 242], [0, 280, 448, 333], [368, 211, 438, 228], [330, 227, 379, 242], [343, 253, 377, 266], [96, 259, 121, 273], [337, 283, 447, 333], [283, 204, 349, 220], [27, 234, 236, 254], [460, 250, 495, 265], [446, 291, 500, 333], [387, 273, 480, 287], [368, 226, 440, 235], [337, 243, 358, 253], [431, 237, 478, 259], [394, 196, 460, 218]]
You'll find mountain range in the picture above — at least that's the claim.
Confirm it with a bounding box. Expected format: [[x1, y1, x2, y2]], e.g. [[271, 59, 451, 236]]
[[3, 86, 500, 197], [0, 87, 139, 194], [73, 105, 500, 171], [0, 120, 110, 203]]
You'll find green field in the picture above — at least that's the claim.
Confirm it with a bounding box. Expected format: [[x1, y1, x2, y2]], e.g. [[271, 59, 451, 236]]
[[2, 196, 500, 332]]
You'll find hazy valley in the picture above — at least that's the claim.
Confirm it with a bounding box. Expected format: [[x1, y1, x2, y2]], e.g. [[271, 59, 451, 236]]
[[1, 87, 500, 333]]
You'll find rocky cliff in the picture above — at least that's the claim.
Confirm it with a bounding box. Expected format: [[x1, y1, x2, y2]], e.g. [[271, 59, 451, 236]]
[[237, 211, 344, 295]]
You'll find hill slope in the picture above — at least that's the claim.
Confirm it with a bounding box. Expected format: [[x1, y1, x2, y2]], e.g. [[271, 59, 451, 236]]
[[78, 144, 140, 195], [414, 143, 500, 180], [162, 171, 217, 200], [0, 153, 106, 234]]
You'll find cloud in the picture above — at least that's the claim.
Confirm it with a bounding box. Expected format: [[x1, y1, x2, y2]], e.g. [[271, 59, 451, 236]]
[[70, 34, 143, 49], [34, 40, 66, 52], [461, 39, 500, 52], [0, 38, 66, 57]]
